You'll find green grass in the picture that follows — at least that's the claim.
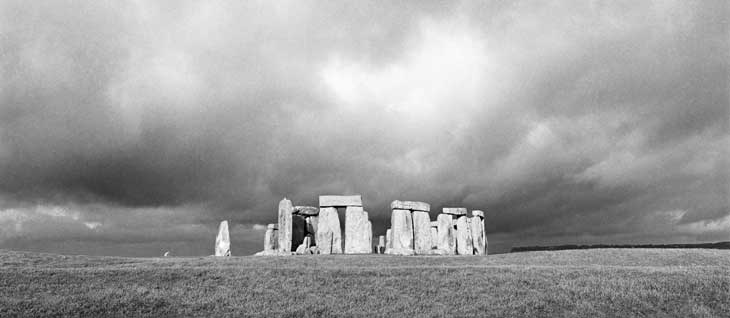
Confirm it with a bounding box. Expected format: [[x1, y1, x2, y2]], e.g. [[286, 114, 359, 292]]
[[1, 249, 728, 317]]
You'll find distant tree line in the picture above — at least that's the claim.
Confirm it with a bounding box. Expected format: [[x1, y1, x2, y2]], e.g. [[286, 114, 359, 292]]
[[510, 241, 730, 253]]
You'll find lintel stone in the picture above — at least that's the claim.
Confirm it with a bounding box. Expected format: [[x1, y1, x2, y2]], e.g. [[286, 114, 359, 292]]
[[442, 207, 467, 216], [293, 206, 319, 216], [390, 200, 430, 212], [319, 195, 362, 207], [472, 210, 485, 218]]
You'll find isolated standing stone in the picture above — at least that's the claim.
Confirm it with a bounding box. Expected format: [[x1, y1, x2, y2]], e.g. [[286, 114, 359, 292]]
[[470, 212, 486, 255], [437, 214, 455, 255], [278, 198, 294, 253], [215, 220, 231, 256], [455, 216, 473, 255], [345, 206, 372, 254], [316, 207, 342, 254], [390, 209, 414, 254], [412, 210, 432, 254], [319, 195, 362, 207]]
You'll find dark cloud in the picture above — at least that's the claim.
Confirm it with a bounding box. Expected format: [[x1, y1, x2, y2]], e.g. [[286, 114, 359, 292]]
[[0, 0, 727, 255]]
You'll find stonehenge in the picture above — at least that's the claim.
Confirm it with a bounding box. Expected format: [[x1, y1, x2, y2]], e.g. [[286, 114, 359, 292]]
[[252, 194, 487, 257]]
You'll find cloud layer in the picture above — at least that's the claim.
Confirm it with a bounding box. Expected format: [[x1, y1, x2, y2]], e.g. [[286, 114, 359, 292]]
[[1, 0, 727, 255]]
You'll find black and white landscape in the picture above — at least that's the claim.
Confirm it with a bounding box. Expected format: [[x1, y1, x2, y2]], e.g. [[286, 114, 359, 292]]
[[0, 1, 728, 317]]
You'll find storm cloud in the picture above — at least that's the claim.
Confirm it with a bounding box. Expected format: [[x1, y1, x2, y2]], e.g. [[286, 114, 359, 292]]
[[1, 0, 727, 255]]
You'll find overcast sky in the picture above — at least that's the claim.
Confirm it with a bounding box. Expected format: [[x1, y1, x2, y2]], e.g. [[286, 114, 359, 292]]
[[1, 0, 728, 256]]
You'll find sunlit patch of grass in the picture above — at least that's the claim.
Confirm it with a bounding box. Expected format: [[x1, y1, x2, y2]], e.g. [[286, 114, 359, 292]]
[[0, 249, 728, 317]]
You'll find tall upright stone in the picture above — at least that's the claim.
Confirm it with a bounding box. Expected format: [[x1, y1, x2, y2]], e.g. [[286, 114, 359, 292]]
[[470, 210, 486, 255], [264, 223, 277, 251], [306, 216, 319, 246], [390, 209, 414, 255], [316, 207, 342, 254], [412, 210, 432, 254], [345, 206, 372, 254], [436, 214, 455, 255], [215, 220, 231, 256], [377, 235, 386, 254], [278, 198, 294, 253], [455, 216, 473, 255], [385, 228, 392, 251]]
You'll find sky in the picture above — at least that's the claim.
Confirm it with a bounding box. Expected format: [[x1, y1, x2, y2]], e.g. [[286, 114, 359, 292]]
[[0, 0, 728, 256]]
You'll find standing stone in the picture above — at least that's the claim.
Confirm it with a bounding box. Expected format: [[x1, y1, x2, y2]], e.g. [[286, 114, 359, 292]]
[[430, 226, 439, 250], [470, 211, 486, 255], [305, 216, 319, 246], [455, 216, 473, 255], [437, 214, 455, 255], [377, 235, 386, 254], [215, 220, 231, 256], [385, 229, 392, 253], [412, 210, 432, 254], [278, 198, 294, 253], [316, 207, 342, 254], [345, 206, 372, 254], [390, 209, 415, 255], [264, 223, 277, 251]]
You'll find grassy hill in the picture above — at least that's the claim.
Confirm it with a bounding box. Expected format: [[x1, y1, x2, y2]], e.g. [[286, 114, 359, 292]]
[[1, 249, 728, 317]]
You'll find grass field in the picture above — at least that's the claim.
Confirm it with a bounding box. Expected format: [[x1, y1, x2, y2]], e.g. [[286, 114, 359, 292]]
[[0, 249, 728, 317]]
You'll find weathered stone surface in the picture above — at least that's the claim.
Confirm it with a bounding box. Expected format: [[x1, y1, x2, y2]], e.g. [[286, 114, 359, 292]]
[[367, 219, 373, 252], [292, 214, 306, 251], [345, 206, 372, 254], [264, 227, 276, 251], [412, 210, 432, 254], [391, 209, 414, 252], [295, 236, 312, 255], [430, 226, 439, 250], [305, 216, 318, 246], [442, 207, 467, 216], [378, 235, 386, 247], [470, 216, 486, 255], [430, 221, 438, 227], [215, 220, 231, 256], [437, 214, 455, 255], [294, 206, 319, 216], [316, 207, 342, 254], [472, 210, 485, 218], [267, 223, 277, 230], [386, 229, 392, 249], [319, 195, 362, 207], [278, 198, 294, 253], [390, 200, 430, 212], [455, 216, 474, 255]]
